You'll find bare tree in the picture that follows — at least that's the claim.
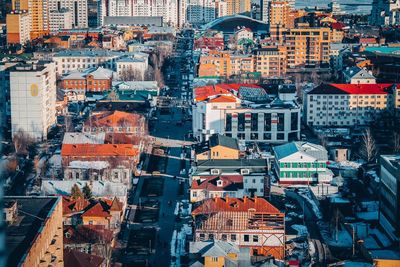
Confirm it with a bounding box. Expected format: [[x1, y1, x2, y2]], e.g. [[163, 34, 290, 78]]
[[13, 129, 34, 156], [394, 132, 400, 153], [120, 67, 143, 81], [360, 129, 377, 163]]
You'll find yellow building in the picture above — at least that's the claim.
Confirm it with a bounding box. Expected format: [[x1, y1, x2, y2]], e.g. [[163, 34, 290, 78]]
[[12, 0, 49, 39], [269, 1, 290, 27], [5, 196, 64, 267], [195, 134, 240, 161], [253, 46, 287, 77], [284, 24, 331, 68], [189, 240, 246, 267], [6, 10, 31, 45], [226, 0, 251, 15]]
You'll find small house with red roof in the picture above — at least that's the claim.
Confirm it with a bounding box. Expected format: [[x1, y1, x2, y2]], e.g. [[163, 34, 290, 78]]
[[192, 197, 285, 259], [190, 175, 244, 202], [64, 248, 105, 267]]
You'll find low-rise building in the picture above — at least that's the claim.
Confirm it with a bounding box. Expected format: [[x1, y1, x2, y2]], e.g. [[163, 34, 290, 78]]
[[193, 84, 301, 143], [192, 197, 285, 259], [194, 134, 240, 161], [343, 66, 376, 84], [304, 83, 400, 127], [192, 158, 269, 198], [190, 175, 244, 202], [273, 141, 333, 184], [5, 196, 63, 267], [61, 67, 114, 94]]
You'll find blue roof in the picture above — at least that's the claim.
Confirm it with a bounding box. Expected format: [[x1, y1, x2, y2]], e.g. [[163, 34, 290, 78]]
[[273, 142, 328, 161], [273, 142, 299, 161], [364, 47, 400, 55]]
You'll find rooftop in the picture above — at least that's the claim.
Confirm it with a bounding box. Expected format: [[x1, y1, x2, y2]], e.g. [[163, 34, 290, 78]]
[[62, 132, 106, 145], [274, 141, 328, 161], [191, 176, 243, 191], [61, 144, 138, 157], [5, 196, 61, 267], [209, 134, 239, 150], [192, 197, 281, 214], [308, 83, 395, 95], [64, 248, 104, 267], [84, 110, 144, 128]]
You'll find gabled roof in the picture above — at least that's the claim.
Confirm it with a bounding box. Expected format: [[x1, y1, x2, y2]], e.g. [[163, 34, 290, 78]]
[[191, 176, 243, 191], [209, 134, 239, 150], [308, 83, 394, 95], [190, 240, 240, 257], [343, 67, 375, 80], [88, 67, 113, 80], [64, 248, 104, 267], [64, 225, 114, 244], [84, 110, 144, 128], [61, 144, 138, 157], [63, 196, 90, 215], [273, 142, 328, 161], [82, 202, 111, 218], [109, 197, 123, 211], [192, 197, 281, 215], [194, 83, 262, 102]]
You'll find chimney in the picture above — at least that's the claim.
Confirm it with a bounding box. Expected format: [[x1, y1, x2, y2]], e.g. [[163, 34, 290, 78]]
[[243, 196, 247, 203]]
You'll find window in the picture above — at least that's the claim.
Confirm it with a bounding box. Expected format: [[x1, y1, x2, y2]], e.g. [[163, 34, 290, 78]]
[[238, 113, 245, 131], [277, 133, 285, 140], [192, 191, 197, 197], [264, 133, 271, 140], [291, 112, 298, 131], [225, 114, 232, 131], [251, 113, 258, 131], [253, 235, 259, 242], [244, 235, 249, 242], [209, 234, 214, 240], [222, 234, 227, 241], [212, 257, 218, 262], [264, 113, 271, 131], [231, 234, 237, 241], [251, 133, 258, 140], [277, 113, 285, 131], [199, 233, 205, 241]]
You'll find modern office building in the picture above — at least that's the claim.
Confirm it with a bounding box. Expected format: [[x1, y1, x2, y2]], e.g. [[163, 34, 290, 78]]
[[10, 62, 57, 140]]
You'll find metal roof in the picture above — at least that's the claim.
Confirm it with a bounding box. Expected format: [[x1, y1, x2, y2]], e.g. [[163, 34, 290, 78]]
[[273, 142, 328, 161]]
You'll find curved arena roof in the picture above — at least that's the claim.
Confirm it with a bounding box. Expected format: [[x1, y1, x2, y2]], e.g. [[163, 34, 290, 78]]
[[202, 15, 269, 34]]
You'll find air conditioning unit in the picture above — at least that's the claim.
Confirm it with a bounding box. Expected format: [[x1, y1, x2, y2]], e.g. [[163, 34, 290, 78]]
[[241, 169, 250, 175], [210, 169, 220, 175]]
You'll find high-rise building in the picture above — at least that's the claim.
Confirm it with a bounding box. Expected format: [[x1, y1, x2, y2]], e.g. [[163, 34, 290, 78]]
[[370, 0, 400, 26], [49, 8, 73, 32], [268, 1, 290, 27], [186, 0, 216, 25], [283, 24, 331, 68], [253, 46, 287, 77], [12, 0, 50, 39], [10, 62, 57, 140], [88, 0, 99, 27], [6, 10, 31, 45], [49, 0, 88, 28], [226, 0, 251, 15]]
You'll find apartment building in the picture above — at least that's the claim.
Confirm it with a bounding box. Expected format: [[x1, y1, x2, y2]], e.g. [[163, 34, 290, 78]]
[[268, 1, 290, 27], [5, 196, 63, 267], [10, 62, 57, 140], [193, 84, 301, 143], [304, 83, 400, 127], [49, 0, 88, 28], [273, 141, 333, 185], [379, 155, 400, 242], [226, 0, 251, 15], [370, 0, 400, 26], [253, 46, 287, 77], [187, 0, 216, 25], [49, 8, 73, 32], [284, 25, 331, 68], [6, 10, 30, 45], [198, 51, 254, 78], [192, 197, 285, 259]]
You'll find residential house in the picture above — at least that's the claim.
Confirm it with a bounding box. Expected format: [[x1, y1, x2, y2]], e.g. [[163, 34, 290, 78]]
[[343, 66, 376, 84], [192, 158, 269, 197], [64, 248, 105, 267], [189, 240, 251, 267], [273, 141, 333, 184], [192, 197, 285, 259], [190, 175, 244, 202], [61, 67, 115, 94], [194, 134, 240, 161]]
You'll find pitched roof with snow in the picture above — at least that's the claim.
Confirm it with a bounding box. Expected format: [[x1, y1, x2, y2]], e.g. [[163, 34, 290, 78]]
[[192, 197, 281, 215], [63, 132, 105, 145], [194, 83, 262, 102], [190, 240, 240, 256], [273, 141, 328, 161], [343, 67, 375, 80], [84, 110, 144, 128], [308, 83, 394, 95]]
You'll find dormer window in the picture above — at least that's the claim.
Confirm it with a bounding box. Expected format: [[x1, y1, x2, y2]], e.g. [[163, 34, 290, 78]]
[[217, 180, 223, 187]]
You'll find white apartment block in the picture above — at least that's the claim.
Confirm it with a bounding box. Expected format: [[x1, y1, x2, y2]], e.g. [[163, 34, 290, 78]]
[[193, 84, 301, 143], [10, 62, 57, 140], [187, 0, 216, 24], [370, 0, 400, 26], [304, 83, 400, 127], [49, 8, 73, 32], [108, 0, 133, 17], [131, 0, 184, 27], [49, 0, 88, 28], [6, 10, 31, 45]]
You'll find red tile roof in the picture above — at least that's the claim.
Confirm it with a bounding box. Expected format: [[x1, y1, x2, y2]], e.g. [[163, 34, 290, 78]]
[[85, 110, 144, 128], [331, 22, 345, 30], [191, 176, 243, 191], [61, 144, 138, 157], [64, 248, 104, 267], [64, 225, 114, 244], [208, 95, 237, 103], [194, 83, 262, 102], [192, 197, 281, 215], [63, 196, 90, 215], [309, 83, 395, 95], [82, 202, 111, 218]]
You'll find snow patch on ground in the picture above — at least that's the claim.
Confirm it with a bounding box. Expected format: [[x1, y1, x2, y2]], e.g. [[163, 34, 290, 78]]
[[291, 224, 308, 236]]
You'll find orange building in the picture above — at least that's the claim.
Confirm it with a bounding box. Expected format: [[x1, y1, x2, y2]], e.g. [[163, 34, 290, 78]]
[[6, 10, 30, 45], [269, 1, 290, 27], [253, 46, 287, 77]]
